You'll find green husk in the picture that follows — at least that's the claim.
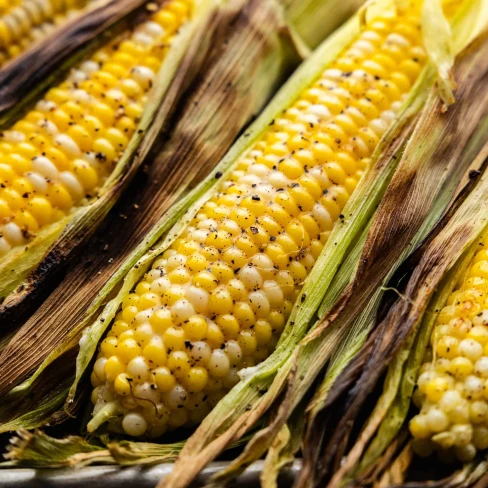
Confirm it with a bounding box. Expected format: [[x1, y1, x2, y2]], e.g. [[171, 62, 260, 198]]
[[0, 0, 306, 435], [282, 0, 364, 48], [0, 0, 217, 310]]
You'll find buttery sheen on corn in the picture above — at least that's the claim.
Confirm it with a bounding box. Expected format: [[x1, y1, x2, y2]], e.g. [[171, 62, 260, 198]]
[[0, 0, 193, 256], [0, 0, 88, 65], [89, 8, 427, 438], [411, 236, 488, 462]]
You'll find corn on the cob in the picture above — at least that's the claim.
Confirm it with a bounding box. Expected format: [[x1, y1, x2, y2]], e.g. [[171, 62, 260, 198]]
[[88, 3, 428, 438], [0, 0, 193, 257], [411, 235, 488, 462], [0, 0, 90, 66]]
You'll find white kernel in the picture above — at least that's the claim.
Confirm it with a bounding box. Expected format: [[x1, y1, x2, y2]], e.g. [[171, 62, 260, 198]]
[[93, 357, 107, 382], [391, 101, 403, 112], [465, 375, 484, 399], [459, 339, 483, 361], [308, 167, 330, 189], [141, 21, 164, 38], [38, 119, 59, 136], [439, 390, 462, 411], [475, 357, 488, 377], [473, 311, 488, 326], [252, 254, 274, 274], [426, 408, 449, 432], [306, 104, 331, 120], [185, 286, 209, 313], [263, 281, 284, 307], [68, 70, 88, 83], [26, 172, 48, 193], [127, 356, 150, 381], [208, 349, 230, 378], [312, 203, 332, 229], [36, 100, 57, 112], [145, 269, 162, 282], [189, 229, 208, 243], [241, 174, 262, 187], [0, 237, 11, 255], [380, 110, 397, 124], [131, 66, 155, 89], [55, 134, 81, 157], [122, 412, 147, 437], [322, 68, 344, 81], [2, 222, 24, 246], [249, 164, 269, 178], [72, 89, 92, 104], [249, 290, 271, 318], [386, 33, 411, 48], [133, 382, 160, 404], [79, 60, 100, 74], [190, 341, 211, 364], [239, 265, 263, 290], [60, 172, 84, 199], [135, 310, 153, 325], [369, 118, 389, 136], [106, 89, 125, 104], [171, 299, 195, 324], [224, 340, 242, 365], [166, 253, 186, 270], [133, 32, 154, 46], [165, 384, 187, 409], [352, 40, 375, 54], [2, 130, 25, 143], [150, 277, 171, 294], [268, 171, 290, 188], [32, 156, 59, 180], [197, 218, 218, 230], [451, 424, 473, 447]]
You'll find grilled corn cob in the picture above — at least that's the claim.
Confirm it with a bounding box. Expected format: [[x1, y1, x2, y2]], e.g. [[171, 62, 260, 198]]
[[0, 0, 193, 256], [411, 234, 488, 462], [88, 3, 428, 438], [0, 0, 90, 66]]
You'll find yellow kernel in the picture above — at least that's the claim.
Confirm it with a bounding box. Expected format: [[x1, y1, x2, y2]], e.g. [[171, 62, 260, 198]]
[[182, 315, 208, 341], [114, 373, 131, 396], [184, 367, 209, 393], [167, 351, 191, 378], [143, 339, 167, 366], [101, 337, 118, 357], [105, 355, 126, 381], [163, 326, 185, 350], [117, 339, 141, 363], [154, 367, 176, 392]]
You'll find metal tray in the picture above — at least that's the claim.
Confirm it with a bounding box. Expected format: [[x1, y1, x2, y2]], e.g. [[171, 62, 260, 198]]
[[0, 460, 300, 487]]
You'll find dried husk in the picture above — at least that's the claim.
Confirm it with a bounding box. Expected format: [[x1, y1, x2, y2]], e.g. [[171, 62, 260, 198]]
[[0, 0, 306, 441], [298, 34, 488, 488], [0, 0, 219, 319]]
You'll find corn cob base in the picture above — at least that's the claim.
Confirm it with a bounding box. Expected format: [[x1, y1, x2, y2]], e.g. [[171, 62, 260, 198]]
[[89, 7, 426, 438], [411, 237, 488, 462], [0, 0, 193, 256]]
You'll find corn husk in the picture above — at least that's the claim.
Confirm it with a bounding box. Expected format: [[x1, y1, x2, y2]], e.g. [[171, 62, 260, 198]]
[[296, 37, 488, 488], [281, 0, 365, 48], [0, 0, 222, 321], [0, 0, 308, 439]]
